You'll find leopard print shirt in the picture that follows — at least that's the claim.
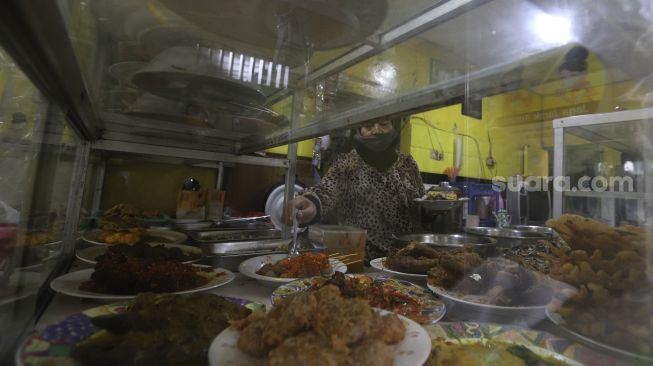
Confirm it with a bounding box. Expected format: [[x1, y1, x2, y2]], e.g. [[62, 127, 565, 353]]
[[304, 150, 425, 260]]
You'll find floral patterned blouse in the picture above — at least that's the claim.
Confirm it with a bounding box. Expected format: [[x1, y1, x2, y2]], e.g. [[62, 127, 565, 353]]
[[304, 149, 424, 260]]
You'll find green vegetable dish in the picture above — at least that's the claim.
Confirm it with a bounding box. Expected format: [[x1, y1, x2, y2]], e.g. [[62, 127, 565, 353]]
[[425, 339, 578, 366]]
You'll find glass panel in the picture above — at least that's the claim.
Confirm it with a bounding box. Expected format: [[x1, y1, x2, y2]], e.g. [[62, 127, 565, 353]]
[[0, 47, 79, 360]]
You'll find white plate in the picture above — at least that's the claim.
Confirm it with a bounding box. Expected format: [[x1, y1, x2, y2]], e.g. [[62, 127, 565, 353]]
[[369, 257, 427, 281], [546, 307, 653, 362], [208, 308, 431, 366], [75, 243, 202, 265], [264, 184, 304, 230], [81, 228, 187, 246], [50, 266, 234, 300], [427, 282, 547, 312], [238, 253, 347, 288]]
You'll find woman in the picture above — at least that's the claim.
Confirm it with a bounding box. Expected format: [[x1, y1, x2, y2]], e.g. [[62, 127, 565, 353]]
[[289, 117, 424, 261]]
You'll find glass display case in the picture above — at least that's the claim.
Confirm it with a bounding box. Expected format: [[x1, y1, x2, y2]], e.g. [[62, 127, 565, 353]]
[[553, 107, 653, 226], [0, 47, 83, 361], [1, 0, 653, 365]]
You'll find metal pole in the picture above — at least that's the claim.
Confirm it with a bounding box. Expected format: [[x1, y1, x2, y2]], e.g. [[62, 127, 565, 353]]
[[281, 89, 304, 239], [552, 125, 564, 219], [216, 162, 224, 190], [90, 158, 106, 213]]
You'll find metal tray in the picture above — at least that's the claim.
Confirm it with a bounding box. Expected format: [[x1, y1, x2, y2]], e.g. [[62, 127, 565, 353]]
[[394, 233, 497, 256], [503, 225, 554, 236], [464, 227, 551, 248], [173, 221, 214, 231], [190, 228, 281, 243], [203, 240, 325, 271], [201, 238, 291, 255]]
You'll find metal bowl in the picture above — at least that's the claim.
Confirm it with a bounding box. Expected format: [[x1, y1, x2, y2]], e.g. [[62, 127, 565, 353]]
[[503, 225, 554, 236], [464, 227, 551, 249], [394, 233, 497, 257]]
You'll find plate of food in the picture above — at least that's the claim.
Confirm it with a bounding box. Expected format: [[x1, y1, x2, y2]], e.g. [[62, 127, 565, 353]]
[[208, 285, 431, 366], [369, 257, 427, 281], [81, 228, 187, 246], [16, 293, 263, 366], [75, 242, 202, 265], [543, 214, 653, 361], [50, 262, 234, 300], [424, 322, 621, 366], [370, 243, 481, 282], [238, 252, 346, 287], [271, 272, 446, 324], [426, 256, 563, 322]]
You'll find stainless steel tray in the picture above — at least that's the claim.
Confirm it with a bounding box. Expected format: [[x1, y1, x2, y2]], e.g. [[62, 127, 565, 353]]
[[464, 227, 551, 248], [394, 233, 497, 256], [173, 221, 214, 231], [201, 238, 291, 255], [394, 233, 497, 246], [189, 228, 281, 243]]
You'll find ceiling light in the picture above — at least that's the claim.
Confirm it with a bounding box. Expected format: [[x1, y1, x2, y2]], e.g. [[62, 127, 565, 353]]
[[533, 13, 573, 45]]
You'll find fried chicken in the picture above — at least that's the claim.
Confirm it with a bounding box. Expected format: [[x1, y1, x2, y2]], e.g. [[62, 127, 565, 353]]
[[263, 290, 318, 347], [343, 339, 394, 366], [266, 332, 347, 366], [237, 285, 406, 365], [368, 312, 406, 345], [312, 292, 372, 349]]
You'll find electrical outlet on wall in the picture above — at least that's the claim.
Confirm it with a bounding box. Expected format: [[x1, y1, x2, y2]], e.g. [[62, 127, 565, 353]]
[[486, 157, 496, 167], [430, 149, 444, 161]]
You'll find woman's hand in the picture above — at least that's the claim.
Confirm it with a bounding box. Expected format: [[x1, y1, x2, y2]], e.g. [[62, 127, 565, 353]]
[[284, 195, 317, 224]]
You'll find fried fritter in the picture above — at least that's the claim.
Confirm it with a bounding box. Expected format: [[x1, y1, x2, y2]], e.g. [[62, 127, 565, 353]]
[[266, 332, 347, 366], [343, 339, 394, 366], [312, 287, 372, 349], [237, 317, 269, 357], [262, 290, 318, 347], [368, 312, 406, 345]]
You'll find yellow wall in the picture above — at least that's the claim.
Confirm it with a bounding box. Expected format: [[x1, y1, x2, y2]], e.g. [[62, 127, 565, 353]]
[[100, 158, 218, 215], [407, 45, 631, 179]]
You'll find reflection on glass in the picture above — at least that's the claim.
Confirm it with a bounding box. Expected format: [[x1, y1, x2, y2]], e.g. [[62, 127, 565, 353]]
[[0, 48, 79, 360]]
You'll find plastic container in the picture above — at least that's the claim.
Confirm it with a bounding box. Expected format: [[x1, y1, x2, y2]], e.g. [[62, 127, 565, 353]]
[[308, 225, 366, 272]]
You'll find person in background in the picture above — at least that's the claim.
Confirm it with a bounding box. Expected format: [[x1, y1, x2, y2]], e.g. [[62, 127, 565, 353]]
[[288, 117, 424, 261]]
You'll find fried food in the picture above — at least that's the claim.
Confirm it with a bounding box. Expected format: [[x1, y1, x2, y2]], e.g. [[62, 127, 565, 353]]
[[546, 214, 653, 355], [74, 293, 251, 366], [237, 285, 407, 365], [98, 203, 147, 231], [312, 296, 372, 348], [256, 252, 331, 278], [308, 272, 432, 323], [343, 339, 394, 366], [79, 248, 216, 294], [386, 242, 483, 275], [369, 312, 406, 344], [385, 242, 441, 273], [426, 248, 483, 288], [263, 290, 318, 347], [97, 228, 144, 245], [237, 316, 269, 356], [267, 332, 347, 366], [95, 242, 198, 263]]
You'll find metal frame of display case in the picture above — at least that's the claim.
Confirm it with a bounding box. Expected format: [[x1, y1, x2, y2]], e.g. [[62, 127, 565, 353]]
[[552, 107, 653, 221]]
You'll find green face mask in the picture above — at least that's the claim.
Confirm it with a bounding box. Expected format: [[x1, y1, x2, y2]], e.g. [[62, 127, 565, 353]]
[[353, 129, 399, 152]]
